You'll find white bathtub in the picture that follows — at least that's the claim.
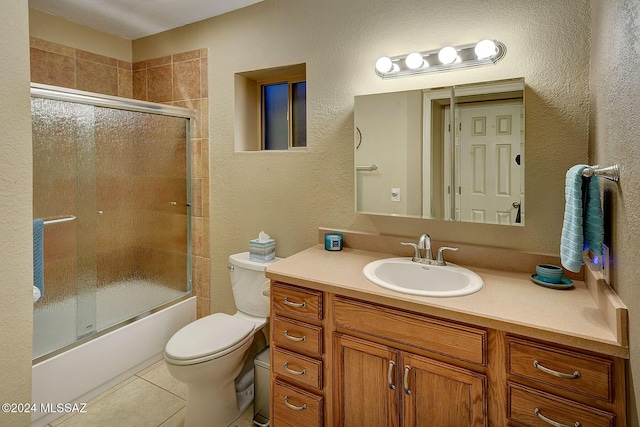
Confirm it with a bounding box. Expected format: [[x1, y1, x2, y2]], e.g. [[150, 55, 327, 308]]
[[31, 295, 195, 426]]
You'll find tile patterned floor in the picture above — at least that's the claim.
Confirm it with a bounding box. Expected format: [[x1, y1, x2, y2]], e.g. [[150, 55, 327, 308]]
[[47, 360, 255, 427]]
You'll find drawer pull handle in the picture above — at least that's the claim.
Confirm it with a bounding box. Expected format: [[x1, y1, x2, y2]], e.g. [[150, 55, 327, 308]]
[[403, 365, 412, 395], [284, 362, 306, 376], [284, 396, 307, 411], [283, 330, 307, 342], [284, 298, 306, 308], [387, 360, 396, 390], [533, 360, 581, 380], [534, 408, 582, 427]]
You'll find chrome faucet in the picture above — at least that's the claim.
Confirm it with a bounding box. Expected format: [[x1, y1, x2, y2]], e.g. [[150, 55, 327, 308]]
[[418, 233, 432, 262], [400, 233, 432, 263], [401, 233, 458, 265]]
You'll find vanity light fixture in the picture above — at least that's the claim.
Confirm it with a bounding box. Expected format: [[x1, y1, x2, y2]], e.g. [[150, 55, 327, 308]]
[[375, 39, 506, 79]]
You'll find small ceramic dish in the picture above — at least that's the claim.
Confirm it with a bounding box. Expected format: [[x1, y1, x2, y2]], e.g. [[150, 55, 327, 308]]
[[530, 274, 574, 290]]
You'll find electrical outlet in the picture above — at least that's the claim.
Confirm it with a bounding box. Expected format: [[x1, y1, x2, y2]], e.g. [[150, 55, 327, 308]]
[[391, 188, 401, 202], [602, 244, 610, 284]]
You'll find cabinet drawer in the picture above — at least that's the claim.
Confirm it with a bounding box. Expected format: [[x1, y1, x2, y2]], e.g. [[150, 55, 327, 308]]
[[508, 382, 615, 427], [333, 297, 486, 365], [273, 379, 323, 427], [273, 315, 323, 356], [273, 347, 323, 390], [508, 337, 613, 401], [272, 282, 323, 320]]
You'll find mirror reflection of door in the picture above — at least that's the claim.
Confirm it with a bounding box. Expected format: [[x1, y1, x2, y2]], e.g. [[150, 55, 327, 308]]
[[457, 101, 524, 224], [355, 78, 524, 224], [442, 106, 459, 221]]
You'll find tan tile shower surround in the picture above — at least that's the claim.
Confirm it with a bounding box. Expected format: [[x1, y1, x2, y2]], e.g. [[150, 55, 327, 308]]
[[30, 38, 211, 318]]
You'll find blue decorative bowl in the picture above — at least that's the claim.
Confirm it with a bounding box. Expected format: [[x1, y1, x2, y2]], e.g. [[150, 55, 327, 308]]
[[535, 264, 564, 284]]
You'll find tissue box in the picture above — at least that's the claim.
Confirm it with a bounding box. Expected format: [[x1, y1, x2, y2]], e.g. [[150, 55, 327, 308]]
[[249, 238, 276, 262]]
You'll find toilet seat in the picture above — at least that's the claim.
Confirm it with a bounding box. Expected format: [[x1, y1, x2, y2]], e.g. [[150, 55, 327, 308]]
[[165, 313, 255, 366]]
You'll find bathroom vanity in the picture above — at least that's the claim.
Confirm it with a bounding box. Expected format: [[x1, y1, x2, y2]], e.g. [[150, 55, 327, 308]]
[[265, 231, 628, 427]]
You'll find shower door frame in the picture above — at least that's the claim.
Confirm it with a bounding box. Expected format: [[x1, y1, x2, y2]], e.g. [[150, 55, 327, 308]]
[[31, 83, 195, 363]]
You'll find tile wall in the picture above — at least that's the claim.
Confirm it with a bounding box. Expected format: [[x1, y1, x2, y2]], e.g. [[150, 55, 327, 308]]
[[30, 38, 210, 318], [30, 38, 133, 98], [131, 49, 210, 318]]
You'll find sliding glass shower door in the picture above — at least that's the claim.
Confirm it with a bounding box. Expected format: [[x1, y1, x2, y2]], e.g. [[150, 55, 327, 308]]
[[32, 86, 192, 360]]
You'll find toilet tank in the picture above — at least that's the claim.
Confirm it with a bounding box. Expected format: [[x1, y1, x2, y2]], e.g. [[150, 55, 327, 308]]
[[229, 252, 280, 318]]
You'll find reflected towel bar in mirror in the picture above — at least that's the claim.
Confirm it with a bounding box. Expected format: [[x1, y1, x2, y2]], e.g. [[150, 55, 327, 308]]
[[582, 164, 620, 182], [42, 215, 77, 225], [356, 164, 379, 171]]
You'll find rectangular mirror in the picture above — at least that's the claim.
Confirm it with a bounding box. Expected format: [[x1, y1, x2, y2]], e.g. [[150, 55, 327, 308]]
[[355, 78, 524, 225]]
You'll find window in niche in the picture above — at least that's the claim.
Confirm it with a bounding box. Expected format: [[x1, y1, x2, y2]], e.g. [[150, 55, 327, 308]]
[[235, 64, 306, 152]]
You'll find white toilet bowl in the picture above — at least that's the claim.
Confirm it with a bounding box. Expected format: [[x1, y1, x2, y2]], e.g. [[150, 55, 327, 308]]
[[165, 313, 263, 426], [164, 252, 278, 427]]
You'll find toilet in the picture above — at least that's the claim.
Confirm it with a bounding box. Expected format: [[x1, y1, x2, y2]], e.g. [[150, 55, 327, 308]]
[[164, 252, 279, 427]]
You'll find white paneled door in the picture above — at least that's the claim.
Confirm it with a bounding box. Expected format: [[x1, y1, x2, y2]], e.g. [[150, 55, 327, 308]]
[[444, 101, 524, 224], [459, 102, 524, 224]]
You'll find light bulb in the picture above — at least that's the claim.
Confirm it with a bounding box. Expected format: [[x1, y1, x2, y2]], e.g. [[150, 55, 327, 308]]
[[438, 46, 458, 64], [453, 55, 462, 63], [475, 39, 498, 59], [405, 52, 425, 70], [375, 56, 394, 73]]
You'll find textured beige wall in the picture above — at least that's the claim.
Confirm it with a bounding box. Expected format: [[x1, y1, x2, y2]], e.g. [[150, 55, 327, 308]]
[[133, 0, 591, 315], [0, 1, 33, 425], [590, 0, 640, 424], [29, 8, 132, 62]]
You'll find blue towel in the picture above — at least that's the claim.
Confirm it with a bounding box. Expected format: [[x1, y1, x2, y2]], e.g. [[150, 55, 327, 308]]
[[560, 165, 586, 272], [584, 175, 604, 256], [560, 165, 605, 273], [33, 219, 45, 297]]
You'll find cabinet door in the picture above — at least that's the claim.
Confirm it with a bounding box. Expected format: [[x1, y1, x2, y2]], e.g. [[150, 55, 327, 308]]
[[334, 334, 400, 427], [403, 353, 487, 427]]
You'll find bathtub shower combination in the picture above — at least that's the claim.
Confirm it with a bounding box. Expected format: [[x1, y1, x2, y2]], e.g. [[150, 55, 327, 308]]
[[30, 84, 196, 426]]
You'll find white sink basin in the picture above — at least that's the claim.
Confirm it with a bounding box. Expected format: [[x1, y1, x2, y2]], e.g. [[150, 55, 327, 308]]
[[363, 258, 484, 297]]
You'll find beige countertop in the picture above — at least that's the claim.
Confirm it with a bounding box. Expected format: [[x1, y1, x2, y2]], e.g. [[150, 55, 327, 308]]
[[266, 244, 628, 359]]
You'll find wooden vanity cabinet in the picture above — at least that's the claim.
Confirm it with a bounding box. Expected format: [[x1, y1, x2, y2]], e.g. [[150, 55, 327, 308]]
[[506, 336, 626, 427], [334, 334, 487, 426], [270, 281, 626, 427], [333, 297, 488, 427], [270, 282, 325, 427]]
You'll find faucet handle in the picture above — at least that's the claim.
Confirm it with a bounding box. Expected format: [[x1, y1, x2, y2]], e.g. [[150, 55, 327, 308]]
[[400, 242, 421, 262], [435, 246, 459, 265]]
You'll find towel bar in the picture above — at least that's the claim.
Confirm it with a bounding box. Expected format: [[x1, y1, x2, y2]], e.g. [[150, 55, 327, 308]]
[[356, 164, 379, 171], [582, 164, 619, 182], [42, 215, 77, 225]]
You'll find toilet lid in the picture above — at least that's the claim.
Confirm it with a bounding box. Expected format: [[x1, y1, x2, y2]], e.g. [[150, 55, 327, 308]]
[[165, 313, 255, 361]]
